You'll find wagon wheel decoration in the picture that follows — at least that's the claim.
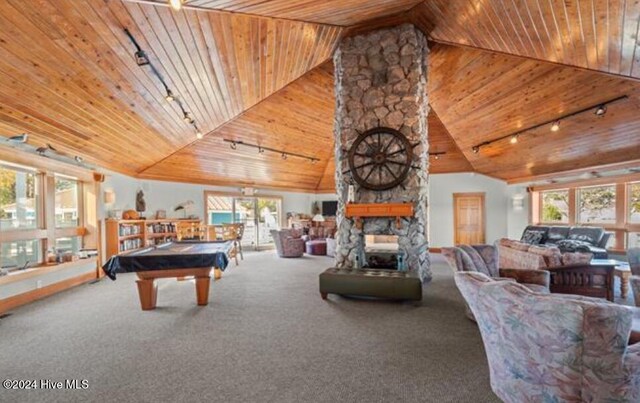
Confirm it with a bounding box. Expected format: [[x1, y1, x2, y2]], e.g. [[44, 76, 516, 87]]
[[347, 127, 413, 191]]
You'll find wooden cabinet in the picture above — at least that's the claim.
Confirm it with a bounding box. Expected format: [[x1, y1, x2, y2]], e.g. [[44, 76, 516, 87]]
[[105, 219, 202, 260]]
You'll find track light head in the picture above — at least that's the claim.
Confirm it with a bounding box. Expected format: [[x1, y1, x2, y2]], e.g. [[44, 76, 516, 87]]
[[550, 120, 561, 132], [183, 112, 194, 124], [472, 146, 480, 154], [281, 153, 287, 160], [510, 134, 519, 144], [7, 133, 28, 143], [258, 147, 264, 154], [230, 141, 237, 150], [74, 156, 83, 163], [134, 50, 150, 66], [169, 0, 184, 11], [595, 104, 607, 117], [165, 90, 175, 102], [434, 154, 440, 160], [196, 131, 203, 140]]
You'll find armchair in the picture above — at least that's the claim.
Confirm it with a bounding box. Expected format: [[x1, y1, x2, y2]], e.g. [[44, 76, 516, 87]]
[[442, 245, 550, 292], [455, 271, 640, 403], [271, 229, 305, 258], [628, 248, 640, 307]]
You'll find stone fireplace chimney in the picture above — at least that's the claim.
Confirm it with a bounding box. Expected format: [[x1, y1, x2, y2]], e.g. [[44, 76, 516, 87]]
[[333, 24, 431, 282]]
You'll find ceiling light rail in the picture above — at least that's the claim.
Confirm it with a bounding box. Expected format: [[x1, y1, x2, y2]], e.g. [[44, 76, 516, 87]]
[[470, 95, 628, 154], [222, 139, 319, 164], [124, 28, 204, 140]]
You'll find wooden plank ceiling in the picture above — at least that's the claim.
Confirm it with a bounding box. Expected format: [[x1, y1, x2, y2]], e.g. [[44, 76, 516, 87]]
[[429, 43, 640, 182], [1, 0, 640, 190], [132, 0, 425, 26], [141, 61, 472, 191], [413, 0, 640, 81], [0, 0, 341, 176]]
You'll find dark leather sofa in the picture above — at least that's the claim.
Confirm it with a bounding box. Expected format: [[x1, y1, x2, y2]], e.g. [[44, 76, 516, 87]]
[[521, 225, 611, 259]]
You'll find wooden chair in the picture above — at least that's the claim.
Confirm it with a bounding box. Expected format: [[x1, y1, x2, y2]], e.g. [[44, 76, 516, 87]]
[[177, 221, 206, 241], [222, 224, 239, 266], [223, 223, 245, 260]]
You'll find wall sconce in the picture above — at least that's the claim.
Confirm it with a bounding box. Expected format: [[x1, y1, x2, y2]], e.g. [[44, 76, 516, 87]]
[[512, 193, 524, 211], [104, 189, 116, 205]]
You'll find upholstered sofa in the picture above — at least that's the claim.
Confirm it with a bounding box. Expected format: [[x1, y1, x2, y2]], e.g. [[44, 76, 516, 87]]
[[497, 238, 615, 301], [521, 225, 611, 259], [270, 229, 305, 258], [455, 271, 640, 403]]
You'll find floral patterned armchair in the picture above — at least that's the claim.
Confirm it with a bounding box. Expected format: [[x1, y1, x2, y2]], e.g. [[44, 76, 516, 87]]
[[629, 248, 640, 306], [455, 271, 640, 402], [270, 229, 305, 258]]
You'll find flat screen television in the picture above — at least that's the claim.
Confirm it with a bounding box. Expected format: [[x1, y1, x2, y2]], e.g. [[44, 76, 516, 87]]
[[321, 201, 338, 217]]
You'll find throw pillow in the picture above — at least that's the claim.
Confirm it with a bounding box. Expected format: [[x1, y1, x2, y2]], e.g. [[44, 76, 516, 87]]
[[528, 245, 562, 267], [521, 230, 545, 245], [561, 252, 592, 266]]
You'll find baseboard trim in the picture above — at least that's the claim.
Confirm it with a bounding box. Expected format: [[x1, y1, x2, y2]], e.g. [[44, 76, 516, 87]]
[[0, 272, 97, 315]]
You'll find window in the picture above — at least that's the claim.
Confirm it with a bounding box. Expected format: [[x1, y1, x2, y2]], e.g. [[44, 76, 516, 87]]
[[0, 165, 38, 231], [629, 233, 640, 249], [540, 190, 569, 223], [55, 176, 79, 228], [55, 236, 82, 254], [1, 239, 41, 269], [630, 182, 640, 224], [578, 185, 616, 223]]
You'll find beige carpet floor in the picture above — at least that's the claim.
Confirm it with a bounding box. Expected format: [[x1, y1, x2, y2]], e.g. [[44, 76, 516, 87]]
[[0, 252, 499, 403]]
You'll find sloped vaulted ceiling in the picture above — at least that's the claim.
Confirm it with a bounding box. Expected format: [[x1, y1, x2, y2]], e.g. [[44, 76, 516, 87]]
[[1, 0, 639, 191]]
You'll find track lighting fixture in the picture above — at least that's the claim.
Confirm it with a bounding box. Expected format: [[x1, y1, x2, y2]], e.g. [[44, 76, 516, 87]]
[[183, 112, 194, 124], [7, 133, 28, 143], [74, 156, 83, 163], [196, 131, 203, 140], [469, 95, 627, 155], [165, 89, 175, 102], [134, 50, 150, 66], [222, 139, 318, 163], [169, 0, 184, 11]]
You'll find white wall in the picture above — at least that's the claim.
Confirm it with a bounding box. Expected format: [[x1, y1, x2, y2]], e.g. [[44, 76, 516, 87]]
[[428, 173, 509, 247], [506, 184, 530, 240]]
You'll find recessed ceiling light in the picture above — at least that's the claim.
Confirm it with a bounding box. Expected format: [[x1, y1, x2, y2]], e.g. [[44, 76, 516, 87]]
[[510, 134, 519, 144]]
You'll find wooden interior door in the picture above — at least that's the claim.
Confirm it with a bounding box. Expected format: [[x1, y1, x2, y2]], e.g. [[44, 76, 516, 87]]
[[453, 192, 486, 245]]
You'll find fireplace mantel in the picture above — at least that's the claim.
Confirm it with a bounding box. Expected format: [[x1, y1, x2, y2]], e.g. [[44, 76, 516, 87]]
[[345, 203, 414, 229]]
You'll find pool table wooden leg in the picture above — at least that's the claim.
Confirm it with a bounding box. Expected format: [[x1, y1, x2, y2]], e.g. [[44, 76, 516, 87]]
[[214, 268, 222, 280], [136, 278, 158, 310], [195, 276, 211, 306]]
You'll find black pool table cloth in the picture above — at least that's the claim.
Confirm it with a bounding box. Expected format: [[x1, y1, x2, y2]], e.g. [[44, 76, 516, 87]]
[[102, 241, 233, 280]]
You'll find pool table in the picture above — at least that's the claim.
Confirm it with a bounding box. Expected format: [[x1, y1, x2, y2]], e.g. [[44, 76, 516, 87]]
[[102, 241, 233, 310]]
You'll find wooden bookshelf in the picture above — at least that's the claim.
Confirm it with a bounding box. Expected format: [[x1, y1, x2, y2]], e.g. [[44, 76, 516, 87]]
[[105, 219, 202, 260]]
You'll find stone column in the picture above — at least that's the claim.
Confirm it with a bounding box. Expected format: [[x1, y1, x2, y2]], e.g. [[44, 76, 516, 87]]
[[333, 24, 431, 282]]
